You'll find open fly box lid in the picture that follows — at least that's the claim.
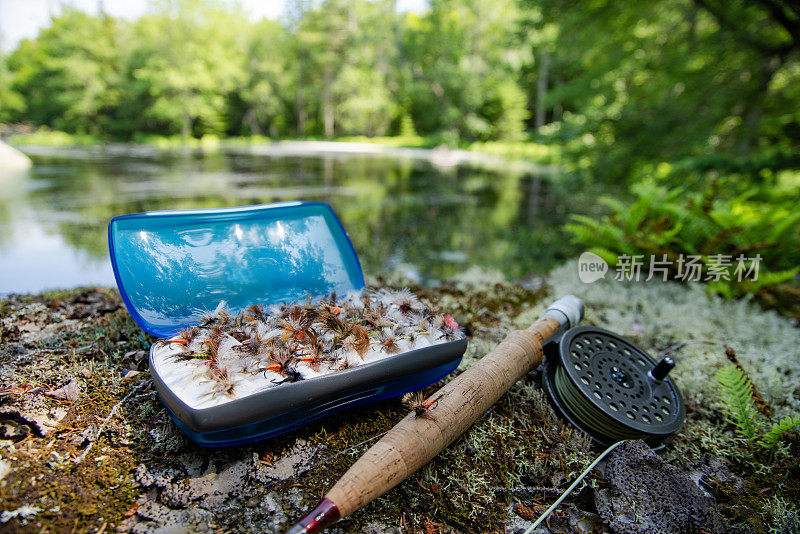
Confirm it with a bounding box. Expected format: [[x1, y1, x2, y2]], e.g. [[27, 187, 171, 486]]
[[108, 202, 467, 446]]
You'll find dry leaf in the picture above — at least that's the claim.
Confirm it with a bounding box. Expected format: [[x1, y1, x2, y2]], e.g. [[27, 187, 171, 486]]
[[45, 379, 82, 402]]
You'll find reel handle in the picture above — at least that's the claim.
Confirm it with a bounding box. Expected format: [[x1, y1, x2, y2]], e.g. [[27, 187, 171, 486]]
[[288, 296, 583, 532]]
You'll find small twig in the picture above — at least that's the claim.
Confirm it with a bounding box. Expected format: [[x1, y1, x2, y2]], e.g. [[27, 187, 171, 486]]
[[73, 381, 149, 465], [656, 339, 717, 358], [491, 486, 570, 496]]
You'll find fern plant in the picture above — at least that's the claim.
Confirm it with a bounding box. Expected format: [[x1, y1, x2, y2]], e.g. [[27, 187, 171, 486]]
[[759, 416, 800, 450], [717, 364, 800, 450], [716, 365, 759, 441]]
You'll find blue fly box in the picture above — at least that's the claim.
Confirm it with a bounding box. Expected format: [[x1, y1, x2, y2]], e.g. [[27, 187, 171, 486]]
[[108, 202, 467, 446]]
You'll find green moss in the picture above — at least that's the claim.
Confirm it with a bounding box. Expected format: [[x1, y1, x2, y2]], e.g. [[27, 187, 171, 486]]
[[0, 379, 141, 532]]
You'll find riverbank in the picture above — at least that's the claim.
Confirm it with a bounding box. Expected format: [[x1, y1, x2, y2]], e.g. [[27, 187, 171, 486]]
[[6, 130, 560, 173], [1, 264, 798, 533]]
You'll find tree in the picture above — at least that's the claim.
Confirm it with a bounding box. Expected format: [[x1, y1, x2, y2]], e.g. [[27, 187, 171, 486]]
[[332, 0, 400, 136], [122, 0, 247, 137], [6, 10, 122, 134], [0, 52, 24, 123], [231, 18, 295, 137], [399, 0, 529, 142], [521, 0, 800, 180]]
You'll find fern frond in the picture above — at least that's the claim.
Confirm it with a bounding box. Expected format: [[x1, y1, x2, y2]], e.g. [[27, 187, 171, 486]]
[[737, 267, 800, 294], [765, 210, 800, 244], [716, 364, 760, 441], [588, 247, 619, 266], [758, 415, 800, 449]]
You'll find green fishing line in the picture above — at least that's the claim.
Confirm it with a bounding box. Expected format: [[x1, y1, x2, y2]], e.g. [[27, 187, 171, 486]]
[[522, 440, 627, 534], [553, 365, 643, 442]]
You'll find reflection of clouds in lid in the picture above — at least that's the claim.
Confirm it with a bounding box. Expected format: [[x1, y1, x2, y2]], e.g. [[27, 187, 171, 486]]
[[267, 220, 286, 243], [113, 208, 362, 336], [242, 224, 267, 246], [179, 228, 214, 247]]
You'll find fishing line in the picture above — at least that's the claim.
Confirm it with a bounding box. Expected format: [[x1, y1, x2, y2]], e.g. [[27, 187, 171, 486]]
[[553, 366, 643, 441], [522, 440, 627, 534], [656, 339, 717, 359]]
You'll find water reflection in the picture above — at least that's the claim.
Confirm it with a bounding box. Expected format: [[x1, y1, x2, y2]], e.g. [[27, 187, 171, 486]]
[[0, 146, 605, 294]]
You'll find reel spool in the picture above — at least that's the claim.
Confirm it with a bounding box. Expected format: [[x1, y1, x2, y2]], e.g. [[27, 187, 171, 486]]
[[541, 326, 685, 448]]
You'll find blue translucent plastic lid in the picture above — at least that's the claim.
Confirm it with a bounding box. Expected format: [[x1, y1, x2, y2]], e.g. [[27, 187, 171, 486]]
[[108, 202, 364, 338]]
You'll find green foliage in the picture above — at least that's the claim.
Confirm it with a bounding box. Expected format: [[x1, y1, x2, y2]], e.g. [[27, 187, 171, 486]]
[[231, 19, 293, 137], [566, 181, 800, 297], [523, 0, 800, 181], [759, 416, 800, 450], [0, 54, 24, 122], [6, 10, 122, 134], [400, 0, 528, 141], [717, 365, 760, 441], [123, 0, 248, 137], [1, 0, 532, 142], [2, 0, 799, 156], [8, 128, 101, 146], [717, 364, 800, 450]]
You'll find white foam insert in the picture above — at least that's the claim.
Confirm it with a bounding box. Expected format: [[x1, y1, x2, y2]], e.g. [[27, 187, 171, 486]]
[[151, 331, 450, 409]]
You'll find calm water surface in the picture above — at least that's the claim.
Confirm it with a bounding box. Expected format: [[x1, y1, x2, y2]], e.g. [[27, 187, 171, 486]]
[[0, 145, 604, 294]]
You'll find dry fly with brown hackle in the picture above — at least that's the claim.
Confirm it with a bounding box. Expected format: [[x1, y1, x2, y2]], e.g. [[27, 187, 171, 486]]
[[244, 304, 268, 324], [173, 326, 200, 346], [235, 332, 265, 358], [157, 326, 200, 357], [343, 324, 371, 359], [280, 306, 312, 343], [202, 363, 237, 398], [378, 327, 402, 354], [402, 391, 444, 419], [297, 329, 328, 371], [360, 302, 391, 329], [197, 334, 237, 397], [336, 352, 357, 371], [259, 346, 296, 378], [317, 308, 350, 339]]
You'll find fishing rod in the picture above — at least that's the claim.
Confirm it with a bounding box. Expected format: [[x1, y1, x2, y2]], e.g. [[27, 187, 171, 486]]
[[287, 295, 684, 532]]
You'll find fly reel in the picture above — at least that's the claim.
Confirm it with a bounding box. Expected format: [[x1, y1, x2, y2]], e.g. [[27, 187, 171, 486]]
[[541, 326, 685, 448]]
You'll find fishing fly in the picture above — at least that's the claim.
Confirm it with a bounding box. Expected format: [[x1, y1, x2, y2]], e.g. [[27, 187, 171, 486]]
[[402, 391, 445, 419]]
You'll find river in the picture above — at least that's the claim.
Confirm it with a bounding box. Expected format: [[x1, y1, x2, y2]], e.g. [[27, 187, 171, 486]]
[[0, 143, 607, 294]]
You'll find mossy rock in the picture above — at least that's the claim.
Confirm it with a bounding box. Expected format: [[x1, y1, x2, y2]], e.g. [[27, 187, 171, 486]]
[[0, 268, 798, 533]]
